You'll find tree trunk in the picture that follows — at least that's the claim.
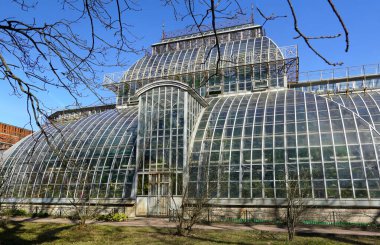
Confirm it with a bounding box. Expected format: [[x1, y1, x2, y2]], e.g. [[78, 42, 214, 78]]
[[287, 220, 295, 241]]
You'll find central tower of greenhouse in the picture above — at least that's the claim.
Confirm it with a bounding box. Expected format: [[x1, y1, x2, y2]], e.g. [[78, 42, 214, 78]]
[[102, 23, 299, 215]]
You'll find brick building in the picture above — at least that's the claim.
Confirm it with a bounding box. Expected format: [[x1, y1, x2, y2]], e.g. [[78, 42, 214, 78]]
[[0, 122, 32, 151]]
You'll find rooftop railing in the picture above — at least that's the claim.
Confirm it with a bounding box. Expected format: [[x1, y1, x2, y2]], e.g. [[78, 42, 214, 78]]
[[103, 71, 125, 87], [293, 63, 380, 94], [163, 18, 254, 41], [298, 64, 380, 84]]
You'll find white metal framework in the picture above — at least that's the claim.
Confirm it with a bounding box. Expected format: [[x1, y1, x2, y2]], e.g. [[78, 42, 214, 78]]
[[188, 90, 380, 205], [1, 23, 380, 210]]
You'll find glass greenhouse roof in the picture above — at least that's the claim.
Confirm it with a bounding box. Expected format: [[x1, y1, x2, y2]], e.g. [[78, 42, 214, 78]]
[[329, 91, 380, 131], [189, 90, 380, 203], [112, 37, 285, 84], [1, 108, 138, 201]]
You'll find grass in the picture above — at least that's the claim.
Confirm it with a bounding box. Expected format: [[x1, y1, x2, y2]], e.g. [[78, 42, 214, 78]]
[[0, 221, 379, 245]]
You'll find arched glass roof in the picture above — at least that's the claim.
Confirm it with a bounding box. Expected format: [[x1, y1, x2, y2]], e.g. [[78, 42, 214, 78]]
[[1, 107, 138, 201], [122, 36, 284, 83], [328, 91, 380, 131], [189, 89, 380, 203]]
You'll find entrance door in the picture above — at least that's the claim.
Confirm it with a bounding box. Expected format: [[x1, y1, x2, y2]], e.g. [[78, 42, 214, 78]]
[[147, 174, 169, 216]]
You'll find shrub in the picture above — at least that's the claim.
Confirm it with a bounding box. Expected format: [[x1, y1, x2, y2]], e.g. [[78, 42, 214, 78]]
[[97, 213, 127, 222], [67, 213, 80, 221], [31, 212, 49, 218], [2, 208, 28, 217]]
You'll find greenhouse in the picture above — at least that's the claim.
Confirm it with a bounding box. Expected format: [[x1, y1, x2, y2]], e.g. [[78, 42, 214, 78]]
[[1, 23, 380, 219]]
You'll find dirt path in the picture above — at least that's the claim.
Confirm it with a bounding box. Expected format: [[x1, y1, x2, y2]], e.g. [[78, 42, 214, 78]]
[[10, 217, 380, 237]]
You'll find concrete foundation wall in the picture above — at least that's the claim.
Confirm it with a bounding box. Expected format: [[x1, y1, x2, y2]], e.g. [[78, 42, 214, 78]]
[[204, 207, 380, 224], [2, 202, 380, 224], [1, 203, 136, 218]]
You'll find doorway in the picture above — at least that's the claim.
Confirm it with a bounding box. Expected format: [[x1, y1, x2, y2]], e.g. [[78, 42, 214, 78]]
[[147, 173, 170, 216]]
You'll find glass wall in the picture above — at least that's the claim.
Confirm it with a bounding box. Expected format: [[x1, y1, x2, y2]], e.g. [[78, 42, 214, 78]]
[[189, 90, 380, 200], [328, 91, 380, 131], [0, 108, 139, 200], [136, 85, 204, 196]]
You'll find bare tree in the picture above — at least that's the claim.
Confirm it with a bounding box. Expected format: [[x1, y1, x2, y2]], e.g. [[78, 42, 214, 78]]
[[285, 173, 312, 241], [170, 160, 213, 236], [1, 0, 350, 133], [286, 0, 349, 66], [164, 0, 349, 78], [0, 0, 141, 134], [256, 6, 287, 27], [33, 138, 105, 227], [0, 162, 15, 225], [66, 161, 103, 228], [0, 2, 142, 213], [163, 0, 245, 87], [69, 184, 102, 228], [171, 188, 209, 236]]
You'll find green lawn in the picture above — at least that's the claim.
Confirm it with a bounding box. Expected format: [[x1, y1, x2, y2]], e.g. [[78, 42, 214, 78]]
[[0, 221, 379, 245]]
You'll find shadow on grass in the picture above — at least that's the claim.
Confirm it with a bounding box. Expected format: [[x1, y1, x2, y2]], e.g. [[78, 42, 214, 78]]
[[298, 232, 374, 245], [183, 235, 253, 245], [147, 225, 265, 245], [0, 221, 72, 245]]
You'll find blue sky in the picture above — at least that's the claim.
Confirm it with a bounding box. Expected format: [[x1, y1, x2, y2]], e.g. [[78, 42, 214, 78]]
[[1, 0, 380, 129]]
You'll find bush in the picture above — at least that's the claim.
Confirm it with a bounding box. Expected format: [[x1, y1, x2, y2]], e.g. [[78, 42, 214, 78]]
[[67, 213, 80, 221], [97, 213, 127, 222], [31, 212, 49, 218], [1, 208, 28, 217]]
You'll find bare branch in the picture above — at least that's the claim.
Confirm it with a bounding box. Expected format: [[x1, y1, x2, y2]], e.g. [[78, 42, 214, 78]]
[[256, 7, 287, 26], [326, 0, 349, 52], [286, 0, 345, 66], [0, 0, 142, 138]]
